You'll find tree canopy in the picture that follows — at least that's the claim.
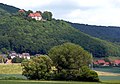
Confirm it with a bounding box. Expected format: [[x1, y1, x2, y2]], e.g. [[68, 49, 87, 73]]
[[21, 56, 53, 80], [42, 11, 52, 21], [48, 43, 99, 81], [48, 43, 92, 70]]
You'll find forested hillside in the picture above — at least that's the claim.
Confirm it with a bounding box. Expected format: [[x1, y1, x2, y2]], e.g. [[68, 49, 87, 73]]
[[69, 22, 120, 43], [0, 7, 10, 17], [0, 15, 120, 57], [0, 3, 120, 58], [0, 3, 19, 14]]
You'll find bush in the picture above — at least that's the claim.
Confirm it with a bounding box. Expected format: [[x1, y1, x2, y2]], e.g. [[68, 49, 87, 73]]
[[21, 56, 53, 80], [48, 43, 99, 82], [12, 57, 24, 63], [78, 66, 99, 82]]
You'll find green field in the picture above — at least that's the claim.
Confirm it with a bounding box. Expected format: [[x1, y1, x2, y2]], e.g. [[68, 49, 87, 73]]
[[0, 80, 120, 84], [0, 64, 22, 74], [0, 64, 120, 84], [94, 67, 120, 73]]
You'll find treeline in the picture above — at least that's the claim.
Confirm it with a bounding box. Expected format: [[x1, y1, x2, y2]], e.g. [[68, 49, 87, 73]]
[[0, 3, 19, 14], [0, 15, 120, 57], [69, 22, 120, 43]]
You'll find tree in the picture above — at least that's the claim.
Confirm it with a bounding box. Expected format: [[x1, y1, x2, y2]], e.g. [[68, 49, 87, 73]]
[[48, 43, 99, 81], [42, 11, 52, 21], [26, 10, 33, 16], [21, 56, 53, 80], [48, 43, 92, 71]]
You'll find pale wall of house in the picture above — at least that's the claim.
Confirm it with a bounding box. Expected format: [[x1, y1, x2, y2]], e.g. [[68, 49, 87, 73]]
[[32, 16, 42, 20]]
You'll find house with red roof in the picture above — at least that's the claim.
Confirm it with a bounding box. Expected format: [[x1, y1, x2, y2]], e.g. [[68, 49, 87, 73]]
[[28, 12, 42, 20], [93, 59, 110, 66], [97, 60, 105, 64], [93, 61, 98, 65], [113, 60, 120, 66], [103, 62, 110, 66], [19, 9, 25, 13]]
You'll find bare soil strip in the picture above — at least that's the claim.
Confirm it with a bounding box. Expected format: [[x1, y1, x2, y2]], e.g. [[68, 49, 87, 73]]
[[95, 70, 120, 76]]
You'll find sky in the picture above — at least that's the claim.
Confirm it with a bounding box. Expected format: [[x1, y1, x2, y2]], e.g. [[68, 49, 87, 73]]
[[0, 0, 120, 26]]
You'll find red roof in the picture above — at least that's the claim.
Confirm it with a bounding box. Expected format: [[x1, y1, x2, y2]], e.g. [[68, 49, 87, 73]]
[[19, 9, 25, 13], [97, 60, 105, 64], [114, 60, 120, 64], [104, 62, 110, 65], [93, 61, 98, 64], [28, 13, 41, 17]]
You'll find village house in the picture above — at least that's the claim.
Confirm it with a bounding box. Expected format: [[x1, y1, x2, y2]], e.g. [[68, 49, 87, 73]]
[[21, 53, 30, 59], [112, 60, 120, 66], [9, 51, 18, 59], [9, 51, 30, 59], [18, 9, 25, 13], [93, 59, 110, 66], [97, 59, 105, 65], [28, 12, 42, 20]]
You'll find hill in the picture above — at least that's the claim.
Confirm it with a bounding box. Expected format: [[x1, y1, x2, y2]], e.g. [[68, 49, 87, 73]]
[[0, 7, 10, 17], [0, 15, 120, 57], [0, 3, 19, 14], [69, 22, 120, 43], [0, 3, 120, 57]]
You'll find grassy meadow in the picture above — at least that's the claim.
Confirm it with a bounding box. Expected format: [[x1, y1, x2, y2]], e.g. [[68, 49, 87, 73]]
[[0, 63, 22, 74], [0, 64, 120, 84], [0, 80, 120, 84]]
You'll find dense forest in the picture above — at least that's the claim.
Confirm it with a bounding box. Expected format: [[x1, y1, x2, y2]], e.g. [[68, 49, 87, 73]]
[[0, 3, 19, 14], [69, 22, 120, 43], [0, 3, 120, 58]]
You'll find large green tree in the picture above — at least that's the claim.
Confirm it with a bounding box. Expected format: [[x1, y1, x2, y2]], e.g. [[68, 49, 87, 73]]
[[48, 43, 99, 81], [21, 56, 53, 80], [48, 43, 92, 71]]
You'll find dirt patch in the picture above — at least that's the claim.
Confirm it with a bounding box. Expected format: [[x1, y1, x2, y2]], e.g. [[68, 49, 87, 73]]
[[95, 70, 120, 76]]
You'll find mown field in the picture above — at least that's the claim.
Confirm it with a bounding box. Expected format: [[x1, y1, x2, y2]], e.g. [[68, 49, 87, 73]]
[[0, 80, 120, 84], [0, 64, 120, 84], [0, 63, 22, 74]]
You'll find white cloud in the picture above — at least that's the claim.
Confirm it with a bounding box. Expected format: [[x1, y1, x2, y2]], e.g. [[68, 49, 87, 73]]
[[0, 0, 120, 26]]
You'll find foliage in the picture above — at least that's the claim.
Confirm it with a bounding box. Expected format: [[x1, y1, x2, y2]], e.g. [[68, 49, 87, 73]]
[[48, 43, 92, 70], [79, 66, 99, 81], [0, 7, 10, 17], [42, 11, 52, 21], [26, 10, 33, 16], [21, 56, 53, 80], [0, 3, 19, 14], [12, 57, 24, 63], [48, 43, 99, 81], [69, 22, 120, 43]]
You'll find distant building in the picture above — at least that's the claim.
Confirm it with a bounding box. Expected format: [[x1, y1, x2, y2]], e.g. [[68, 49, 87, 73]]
[[103, 62, 110, 66], [28, 12, 42, 20], [97, 60, 105, 64], [113, 60, 120, 66], [9, 51, 18, 59], [22, 53, 30, 59], [93, 59, 110, 66], [9, 51, 31, 59], [18, 9, 25, 13]]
